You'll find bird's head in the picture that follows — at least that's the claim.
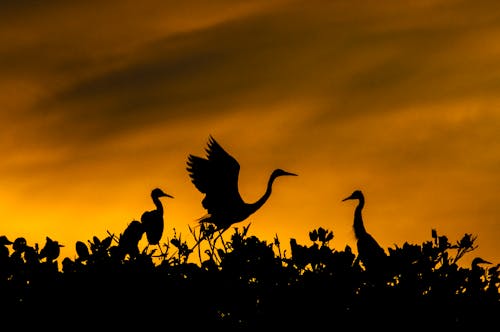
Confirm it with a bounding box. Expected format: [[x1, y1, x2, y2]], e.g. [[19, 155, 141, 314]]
[[13, 237, 27, 251], [0, 235, 12, 246], [46, 236, 64, 248], [342, 190, 364, 202], [472, 257, 492, 267], [271, 169, 298, 179], [152, 188, 174, 199]]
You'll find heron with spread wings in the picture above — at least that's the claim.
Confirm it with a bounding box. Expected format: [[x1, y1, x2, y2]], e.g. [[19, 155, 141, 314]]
[[187, 136, 297, 245]]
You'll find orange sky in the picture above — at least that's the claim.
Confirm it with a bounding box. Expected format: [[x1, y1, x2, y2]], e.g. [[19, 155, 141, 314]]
[[1, 0, 499, 266]]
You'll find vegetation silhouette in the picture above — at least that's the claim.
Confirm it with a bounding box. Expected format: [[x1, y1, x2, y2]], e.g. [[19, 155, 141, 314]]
[[187, 135, 297, 249], [0, 220, 498, 329]]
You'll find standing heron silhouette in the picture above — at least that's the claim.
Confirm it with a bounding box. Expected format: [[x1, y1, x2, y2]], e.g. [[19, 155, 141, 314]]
[[187, 135, 297, 249], [141, 188, 174, 255], [342, 190, 387, 272]]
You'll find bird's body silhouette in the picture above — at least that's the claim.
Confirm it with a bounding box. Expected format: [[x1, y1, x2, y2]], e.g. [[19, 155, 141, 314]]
[[75, 241, 90, 261], [342, 190, 387, 271], [119, 220, 145, 257], [0, 236, 12, 263], [39, 236, 64, 262], [471, 257, 492, 269], [141, 188, 173, 254], [187, 136, 297, 234], [467, 257, 492, 295]]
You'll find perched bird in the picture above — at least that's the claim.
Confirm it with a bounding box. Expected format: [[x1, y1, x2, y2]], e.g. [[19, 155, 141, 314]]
[[0, 236, 12, 273], [0, 235, 12, 259], [187, 135, 297, 234], [75, 241, 90, 261], [471, 257, 492, 269], [466, 257, 493, 297], [342, 190, 387, 271], [12, 237, 27, 252], [119, 220, 145, 257], [141, 188, 173, 254], [39, 236, 64, 262]]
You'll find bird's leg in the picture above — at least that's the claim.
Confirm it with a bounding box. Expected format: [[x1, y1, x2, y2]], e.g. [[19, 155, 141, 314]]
[[203, 228, 221, 264], [157, 244, 164, 257], [219, 230, 227, 250], [187, 224, 209, 265], [188, 226, 204, 252], [195, 235, 204, 263], [191, 223, 215, 249], [213, 228, 228, 251]]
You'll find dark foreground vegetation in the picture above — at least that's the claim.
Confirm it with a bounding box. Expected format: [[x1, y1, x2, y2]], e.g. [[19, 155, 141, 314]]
[[0, 223, 498, 330]]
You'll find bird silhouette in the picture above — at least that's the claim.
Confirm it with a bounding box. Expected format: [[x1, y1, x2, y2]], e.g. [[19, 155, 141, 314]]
[[468, 257, 492, 291], [39, 236, 64, 262], [342, 190, 387, 271], [119, 220, 145, 258], [187, 136, 297, 240], [471, 257, 492, 269], [141, 188, 173, 255], [0, 236, 12, 265], [75, 240, 90, 262]]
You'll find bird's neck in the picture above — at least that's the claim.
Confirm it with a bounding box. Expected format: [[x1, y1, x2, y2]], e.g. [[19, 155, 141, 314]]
[[252, 174, 277, 212], [152, 195, 164, 213], [353, 197, 366, 238]]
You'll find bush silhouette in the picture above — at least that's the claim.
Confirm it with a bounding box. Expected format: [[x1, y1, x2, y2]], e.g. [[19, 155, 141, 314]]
[[0, 223, 498, 330]]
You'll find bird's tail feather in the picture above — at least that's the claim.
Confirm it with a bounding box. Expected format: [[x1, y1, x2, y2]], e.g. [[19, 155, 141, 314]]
[[196, 213, 211, 224], [188, 215, 211, 252]]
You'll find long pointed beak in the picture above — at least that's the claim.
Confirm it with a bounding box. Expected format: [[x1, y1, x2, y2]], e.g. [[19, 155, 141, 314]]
[[342, 195, 353, 202], [165, 194, 174, 198], [284, 171, 298, 176]]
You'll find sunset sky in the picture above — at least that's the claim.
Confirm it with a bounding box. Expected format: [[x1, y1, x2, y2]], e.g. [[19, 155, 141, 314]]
[[1, 0, 499, 266]]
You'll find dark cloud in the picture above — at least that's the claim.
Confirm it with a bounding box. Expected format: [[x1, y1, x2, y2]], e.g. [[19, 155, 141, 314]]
[[4, 0, 500, 164], [31, 11, 332, 143], [10, 0, 497, 164]]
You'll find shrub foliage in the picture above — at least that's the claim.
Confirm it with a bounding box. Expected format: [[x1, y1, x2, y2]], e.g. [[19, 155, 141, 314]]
[[0, 223, 498, 330]]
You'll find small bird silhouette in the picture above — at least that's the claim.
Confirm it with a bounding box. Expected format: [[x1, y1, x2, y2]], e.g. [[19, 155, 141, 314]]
[[141, 188, 173, 255], [0, 235, 12, 260], [466, 257, 493, 297], [471, 257, 492, 268], [39, 236, 64, 262], [342, 190, 387, 271], [187, 136, 297, 238], [75, 241, 90, 261]]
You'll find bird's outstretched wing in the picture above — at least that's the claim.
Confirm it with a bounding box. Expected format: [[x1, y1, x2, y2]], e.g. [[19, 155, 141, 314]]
[[187, 136, 243, 213]]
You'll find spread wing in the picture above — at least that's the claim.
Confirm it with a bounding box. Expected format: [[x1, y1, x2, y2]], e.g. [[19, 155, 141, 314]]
[[187, 136, 244, 214]]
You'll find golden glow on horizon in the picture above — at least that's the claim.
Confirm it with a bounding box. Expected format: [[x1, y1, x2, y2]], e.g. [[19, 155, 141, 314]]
[[1, 0, 499, 266]]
